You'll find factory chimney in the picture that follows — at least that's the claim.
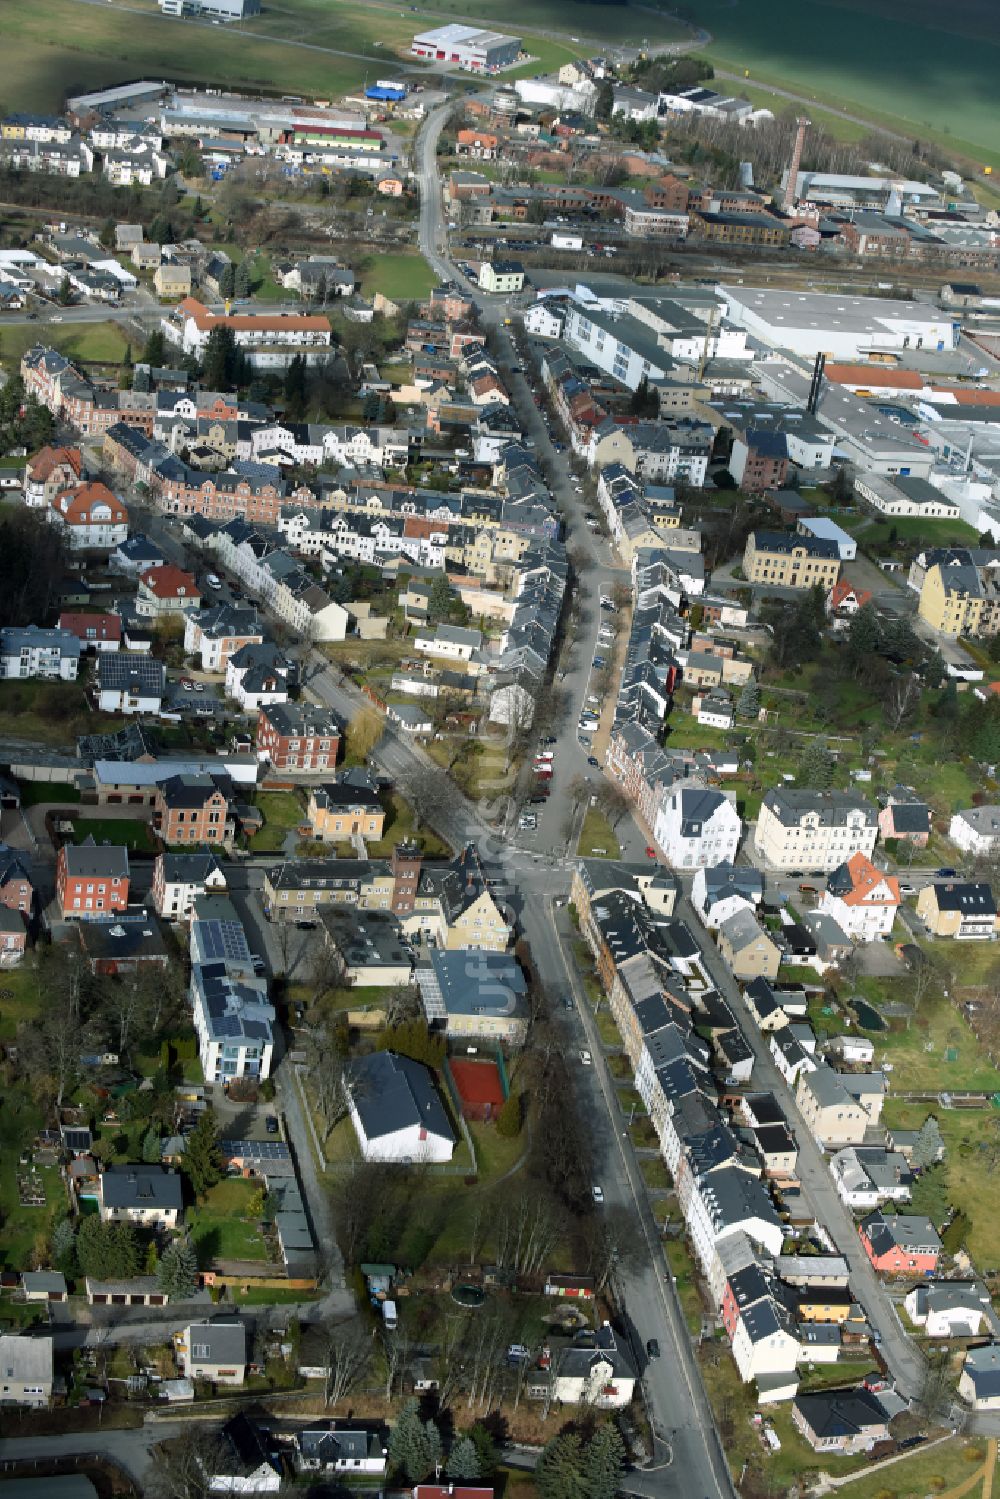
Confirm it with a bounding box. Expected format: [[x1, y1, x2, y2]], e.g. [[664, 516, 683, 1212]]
[[782, 116, 810, 212]]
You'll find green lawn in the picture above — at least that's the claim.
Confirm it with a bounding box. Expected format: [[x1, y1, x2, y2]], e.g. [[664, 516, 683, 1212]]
[[850, 979, 1000, 1094], [0, 967, 45, 1043], [250, 790, 304, 853], [844, 514, 982, 549], [17, 781, 80, 808], [0, 681, 122, 747], [70, 817, 158, 854], [358, 253, 438, 303], [0, 0, 375, 114], [0, 319, 132, 375], [188, 1179, 270, 1266], [665, 1235, 703, 1337], [883, 1098, 1000, 1265], [365, 790, 450, 859], [577, 808, 620, 860]]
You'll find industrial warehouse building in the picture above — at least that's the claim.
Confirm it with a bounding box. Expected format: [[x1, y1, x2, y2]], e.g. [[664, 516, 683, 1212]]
[[411, 23, 521, 72]]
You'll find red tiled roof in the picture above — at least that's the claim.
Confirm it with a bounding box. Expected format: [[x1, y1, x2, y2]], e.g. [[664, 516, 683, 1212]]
[[58, 612, 122, 643], [824, 364, 922, 390], [176, 297, 330, 335], [28, 445, 82, 482], [139, 564, 198, 599]]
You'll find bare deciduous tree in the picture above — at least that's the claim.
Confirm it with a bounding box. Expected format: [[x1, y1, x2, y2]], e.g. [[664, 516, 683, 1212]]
[[322, 1317, 372, 1409]]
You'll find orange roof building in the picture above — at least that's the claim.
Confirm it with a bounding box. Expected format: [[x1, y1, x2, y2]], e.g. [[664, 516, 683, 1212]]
[[819, 851, 900, 941], [50, 481, 129, 550], [171, 298, 332, 361], [136, 564, 201, 616], [824, 364, 923, 391]]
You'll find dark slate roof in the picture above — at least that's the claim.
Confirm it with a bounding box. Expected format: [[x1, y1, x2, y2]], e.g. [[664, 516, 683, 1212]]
[[932, 882, 996, 915], [793, 1387, 889, 1439], [100, 1164, 183, 1212], [349, 1051, 454, 1145]]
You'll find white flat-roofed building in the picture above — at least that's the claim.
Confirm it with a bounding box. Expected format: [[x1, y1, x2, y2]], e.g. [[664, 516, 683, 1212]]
[[719, 285, 954, 361], [411, 22, 520, 71]]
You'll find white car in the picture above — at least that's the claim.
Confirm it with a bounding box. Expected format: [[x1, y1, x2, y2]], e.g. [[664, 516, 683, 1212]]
[[207, 573, 223, 589], [580, 1049, 592, 1066], [592, 1184, 604, 1204]]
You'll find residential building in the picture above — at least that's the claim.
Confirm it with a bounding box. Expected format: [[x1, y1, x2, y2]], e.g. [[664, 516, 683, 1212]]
[[24, 444, 82, 508], [183, 605, 263, 672], [0, 845, 33, 919], [960, 1345, 1000, 1411], [295, 1424, 388, 1476], [917, 557, 1000, 640], [796, 1064, 869, 1148], [652, 786, 741, 869], [56, 838, 129, 918], [97, 1164, 183, 1227], [479, 260, 525, 293], [878, 791, 931, 847], [136, 564, 201, 617], [0, 625, 80, 682], [949, 805, 1000, 858], [859, 1210, 941, 1275], [718, 909, 781, 981], [308, 781, 385, 841], [0, 1334, 53, 1407], [915, 881, 997, 939], [154, 263, 192, 299], [347, 1051, 455, 1163], [905, 1282, 999, 1339], [165, 298, 332, 370], [754, 789, 878, 873], [256, 702, 341, 772], [743, 531, 841, 590], [49, 481, 129, 550], [154, 773, 230, 846], [152, 850, 227, 920], [550, 1322, 637, 1408], [225, 641, 292, 711], [830, 1146, 911, 1209], [692, 863, 763, 929], [208, 1413, 282, 1495], [58, 612, 122, 653], [191, 963, 274, 1084], [417, 948, 528, 1041], [792, 1388, 890, 1455], [96, 653, 165, 714], [177, 1321, 247, 1386], [730, 431, 789, 494], [818, 853, 900, 942]]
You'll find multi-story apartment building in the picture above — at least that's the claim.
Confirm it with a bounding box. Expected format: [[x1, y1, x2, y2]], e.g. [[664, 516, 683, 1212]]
[[56, 838, 130, 918], [24, 444, 82, 508], [917, 559, 1000, 638], [256, 702, 342, 772], [754, 788, 878, 873], [743, 531, 840, 590], [154, 774, 231, 846], [183, 605, 263, 672], [0, 626, 80, 681]]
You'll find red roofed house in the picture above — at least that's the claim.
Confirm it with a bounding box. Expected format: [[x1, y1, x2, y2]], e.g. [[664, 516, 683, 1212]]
[[58, 612, 122, 653], [823, 363, 924, 396], [136, 565, 201, 618], [25, 445, 82, 509], [448, 1057, 506, 1122], [456, 129, 499, 158], [859, 1210, 940, 1276], [818, 852, 900, 942], [827, 577, 873, 618], [49, 482, 129, 551]]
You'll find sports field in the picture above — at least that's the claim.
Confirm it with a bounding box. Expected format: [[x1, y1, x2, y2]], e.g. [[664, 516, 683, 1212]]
[[694, 0, 1000, 166]]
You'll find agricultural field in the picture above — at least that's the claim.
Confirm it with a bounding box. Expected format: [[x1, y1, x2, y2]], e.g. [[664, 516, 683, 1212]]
[[693, 0, 1000, 166]]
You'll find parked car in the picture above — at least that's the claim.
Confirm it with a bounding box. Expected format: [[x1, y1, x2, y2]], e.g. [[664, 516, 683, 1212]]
[[265, 1116, 279, 1136], [580, 1049, 592, 1066], [587, 756, 599, 767], [592, 1184, 604, 1204], [646, 1339, 660, 1359]]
